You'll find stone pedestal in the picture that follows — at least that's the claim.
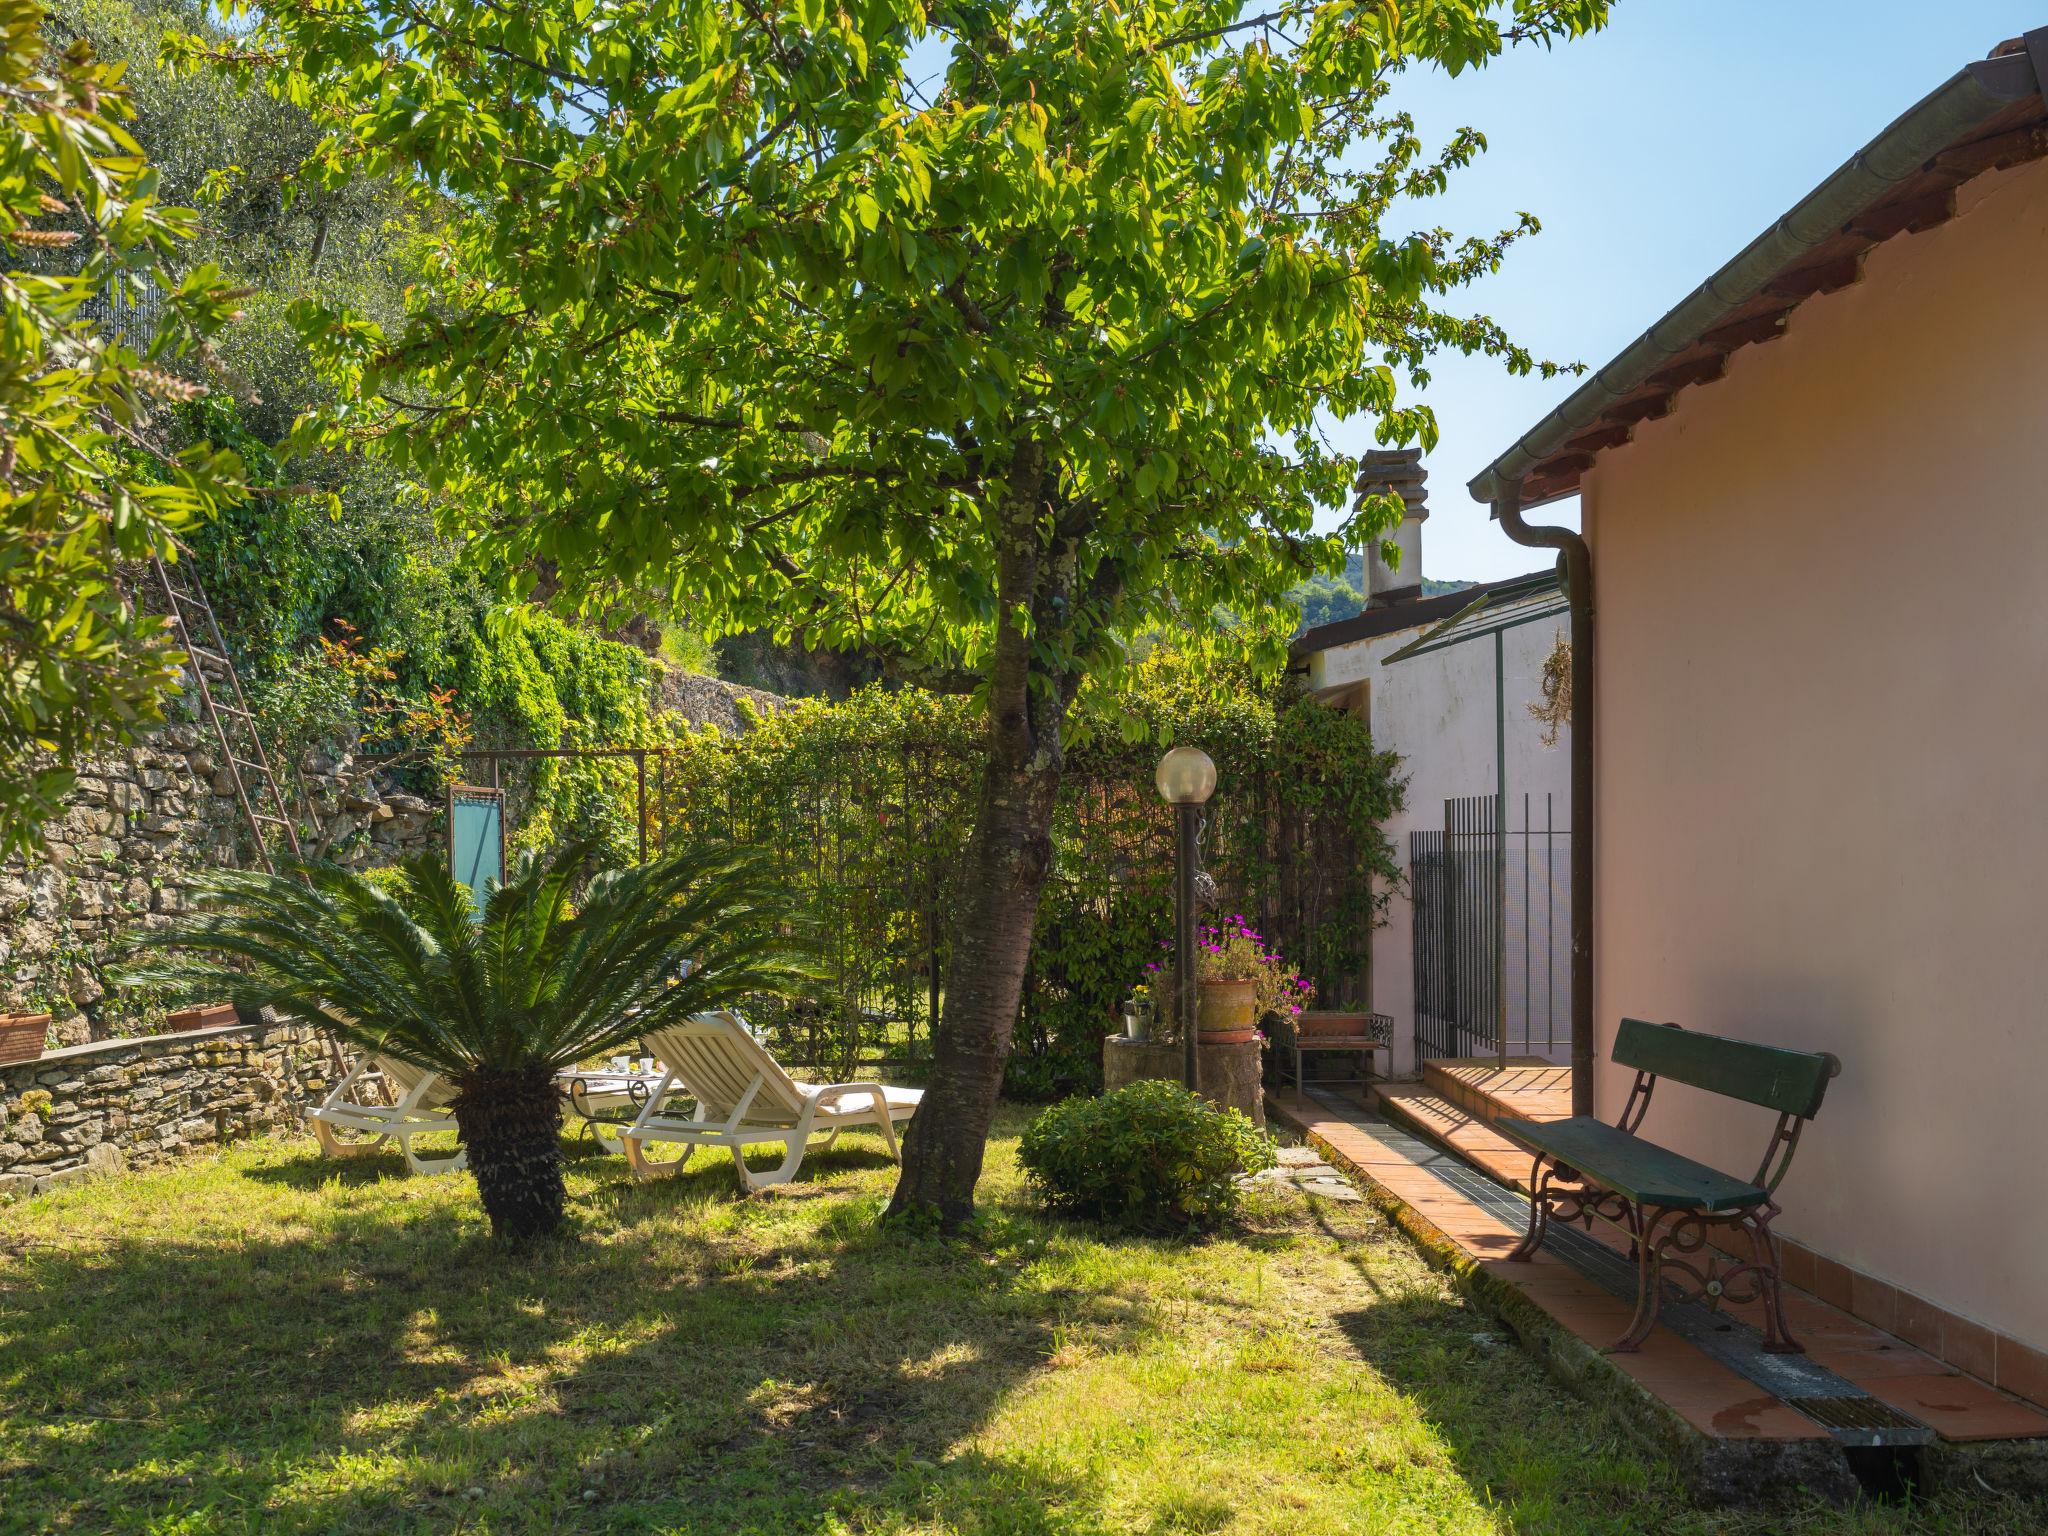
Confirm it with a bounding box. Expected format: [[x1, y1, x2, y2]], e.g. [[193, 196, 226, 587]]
[[1102, 1035, 1264, 1125]]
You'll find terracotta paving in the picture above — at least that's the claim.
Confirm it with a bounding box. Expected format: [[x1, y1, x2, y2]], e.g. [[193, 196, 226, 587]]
[[1422, 1056, 1576, 1123], [1268, 1084, 2048, 1447], [1370, 1083, 1532, 1187]]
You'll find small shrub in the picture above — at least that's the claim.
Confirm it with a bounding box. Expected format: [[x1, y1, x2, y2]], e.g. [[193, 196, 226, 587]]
[[1019, 1079, 1276, 1232], [359, 864, 414, 901]]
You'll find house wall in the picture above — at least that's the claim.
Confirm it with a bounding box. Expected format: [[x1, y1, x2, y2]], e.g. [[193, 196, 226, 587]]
[[1581, 155, 2048, 1352], [1305, 610, 1570, 1075]]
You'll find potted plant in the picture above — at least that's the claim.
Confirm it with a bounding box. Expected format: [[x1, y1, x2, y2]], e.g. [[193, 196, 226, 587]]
[[1121, 985, 1155, 1042], [167, 1002, 239, 1033], [0, 1010, 49, 1066], [1149, 917, 1309, 1045]]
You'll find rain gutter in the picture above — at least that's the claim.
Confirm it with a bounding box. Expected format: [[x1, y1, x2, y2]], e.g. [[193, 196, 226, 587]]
[[1493, 490, 1595, 1116]]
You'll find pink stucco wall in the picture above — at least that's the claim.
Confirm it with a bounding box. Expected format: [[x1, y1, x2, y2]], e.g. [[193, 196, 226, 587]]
[[1580, 154, 2048, 1351]]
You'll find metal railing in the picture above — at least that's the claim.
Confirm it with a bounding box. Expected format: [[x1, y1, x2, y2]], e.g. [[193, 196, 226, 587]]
[[1410, 792, 1570, 1065]]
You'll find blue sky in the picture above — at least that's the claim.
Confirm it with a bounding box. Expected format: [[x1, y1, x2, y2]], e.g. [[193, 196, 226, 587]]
[[1347, 2, 2043, 582]]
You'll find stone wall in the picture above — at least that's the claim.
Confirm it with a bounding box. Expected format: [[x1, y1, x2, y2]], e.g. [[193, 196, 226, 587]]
[[0, 1018, 332, 1199], [0, 721, 439, 1046], [0, 667, 783, 1051], [1101, 1035, 1264, 1125], [652, 663, 784, 734]]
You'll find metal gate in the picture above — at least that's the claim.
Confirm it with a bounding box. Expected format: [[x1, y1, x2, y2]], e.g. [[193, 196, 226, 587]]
[[1410, 792, 1570, 1065]]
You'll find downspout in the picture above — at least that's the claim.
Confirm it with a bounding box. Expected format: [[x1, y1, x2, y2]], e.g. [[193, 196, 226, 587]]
[[1494, 484, 1595, 1118]]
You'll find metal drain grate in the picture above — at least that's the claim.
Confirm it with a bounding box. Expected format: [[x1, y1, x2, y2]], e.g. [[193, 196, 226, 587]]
[[1787, 1396, 1936, 1448], [1303, 1091, 1937, 1450]]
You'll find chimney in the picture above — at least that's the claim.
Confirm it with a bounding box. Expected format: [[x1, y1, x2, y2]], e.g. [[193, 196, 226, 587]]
[[1358, 449, 1427, 605]]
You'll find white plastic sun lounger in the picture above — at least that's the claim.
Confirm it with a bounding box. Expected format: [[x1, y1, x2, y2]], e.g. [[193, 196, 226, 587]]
[[305, 1053, 468, 1175], [620, 1011, 922, 1191]]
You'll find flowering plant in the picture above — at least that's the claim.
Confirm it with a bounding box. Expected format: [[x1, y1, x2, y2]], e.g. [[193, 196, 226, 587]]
[[1144, 916, 1313, 1025]]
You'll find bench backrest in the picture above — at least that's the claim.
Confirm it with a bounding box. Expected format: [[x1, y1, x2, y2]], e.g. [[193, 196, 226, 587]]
[[1613, 1018, 1838, 1119]]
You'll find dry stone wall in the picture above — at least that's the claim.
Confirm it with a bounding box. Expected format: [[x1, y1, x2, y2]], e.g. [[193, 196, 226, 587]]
[[0, 721, 439, 1046], [0, 1018, 333, 1200], [0, 668, 784, 1051], [653, 665, 783, 733]]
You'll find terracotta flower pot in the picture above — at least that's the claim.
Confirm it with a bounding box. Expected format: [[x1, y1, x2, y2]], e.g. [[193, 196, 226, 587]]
[[1298, 1010, 1369, 1038], [1197, 978, 1259, 1043], [0, 1012, 50, 1066], [167, 1002, 239, 1033]]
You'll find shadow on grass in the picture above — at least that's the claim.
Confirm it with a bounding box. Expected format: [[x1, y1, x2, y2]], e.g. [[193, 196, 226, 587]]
[[0, 1135, 1133, 1536]]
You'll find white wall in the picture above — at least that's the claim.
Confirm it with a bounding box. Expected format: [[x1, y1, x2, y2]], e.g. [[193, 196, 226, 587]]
[[1304, 604, 1570, 1073]]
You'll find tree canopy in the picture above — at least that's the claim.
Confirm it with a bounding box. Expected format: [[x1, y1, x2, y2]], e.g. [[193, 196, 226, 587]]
[[0, 0, 246, 857], [202, 0, 1608, 1219], [234, 0, 1599, 694]]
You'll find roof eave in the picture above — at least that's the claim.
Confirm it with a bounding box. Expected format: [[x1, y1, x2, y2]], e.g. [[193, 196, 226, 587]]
[[1468, 42, 2047, 510]]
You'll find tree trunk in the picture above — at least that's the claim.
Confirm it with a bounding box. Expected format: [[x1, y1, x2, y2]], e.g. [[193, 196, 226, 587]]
[[452, 1065, 566, 1241], [887, 735, 1065, 1226], [886, 438, 1085, 1228]]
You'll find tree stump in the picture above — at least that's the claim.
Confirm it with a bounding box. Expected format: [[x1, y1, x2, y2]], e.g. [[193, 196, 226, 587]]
[[1102, 1035, 1264, 1125]]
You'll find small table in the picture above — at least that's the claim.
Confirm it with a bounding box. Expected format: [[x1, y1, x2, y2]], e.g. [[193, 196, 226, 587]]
[[557, 1065, 668, 1150]]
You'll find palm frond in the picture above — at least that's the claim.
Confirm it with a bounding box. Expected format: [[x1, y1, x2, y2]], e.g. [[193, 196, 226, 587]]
[[113, 841, 820, 1077]]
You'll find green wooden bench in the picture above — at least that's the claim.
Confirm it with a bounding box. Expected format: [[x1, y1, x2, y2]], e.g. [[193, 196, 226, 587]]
[[1497, 1018, 1840, 1354]]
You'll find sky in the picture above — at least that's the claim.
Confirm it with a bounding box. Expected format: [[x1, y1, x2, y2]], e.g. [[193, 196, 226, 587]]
[[1343, 1, 2044, 583]]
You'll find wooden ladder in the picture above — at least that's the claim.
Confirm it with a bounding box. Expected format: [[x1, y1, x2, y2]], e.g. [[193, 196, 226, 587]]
[[150, 552, 303, 874]]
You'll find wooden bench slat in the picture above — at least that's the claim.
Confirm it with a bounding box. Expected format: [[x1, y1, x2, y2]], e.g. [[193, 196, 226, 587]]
[[1495, 1114, 1768, 1212], [1613, 1018, 1837, 1118]]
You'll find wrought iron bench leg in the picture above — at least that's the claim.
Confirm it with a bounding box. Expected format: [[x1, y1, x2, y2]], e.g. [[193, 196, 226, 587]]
[[1746, 1208, 1805, 1354], [1507, 1152, 1552, 1261], [1615, 1205, 1668, 1352]]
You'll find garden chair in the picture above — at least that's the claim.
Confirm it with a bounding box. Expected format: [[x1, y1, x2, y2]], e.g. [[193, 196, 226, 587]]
[[305, 1053, 468, 1175], [620, 1011, 922, 1191]]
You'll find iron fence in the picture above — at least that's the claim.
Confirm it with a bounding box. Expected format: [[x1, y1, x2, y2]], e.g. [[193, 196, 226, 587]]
[[419, 736, 1387, 1088], [1410, 792, 1570, 1065]]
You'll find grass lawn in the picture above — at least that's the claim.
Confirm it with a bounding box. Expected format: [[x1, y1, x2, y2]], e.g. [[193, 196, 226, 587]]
[[0, 1110, 2040, 1535]]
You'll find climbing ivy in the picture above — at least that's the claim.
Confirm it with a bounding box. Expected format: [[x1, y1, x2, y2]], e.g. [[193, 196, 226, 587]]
[[451, 607, 670, 863]]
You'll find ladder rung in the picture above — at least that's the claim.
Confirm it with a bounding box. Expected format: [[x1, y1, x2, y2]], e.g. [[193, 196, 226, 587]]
[[231, 757, 272, 773], [190, 645, 230, 663], [254, 814, 292, 827], [214, 704, 255, 720]]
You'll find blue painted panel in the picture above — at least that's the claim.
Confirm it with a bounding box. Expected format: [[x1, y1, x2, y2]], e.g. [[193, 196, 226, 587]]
[[450, 790, 503, 922]]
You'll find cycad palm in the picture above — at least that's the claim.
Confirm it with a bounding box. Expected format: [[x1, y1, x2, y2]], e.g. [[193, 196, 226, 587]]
[[120, 841, 812, 1239]]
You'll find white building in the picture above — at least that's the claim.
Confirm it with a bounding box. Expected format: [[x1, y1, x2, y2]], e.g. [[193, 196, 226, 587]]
[[1292, 451, 1571, 1077]]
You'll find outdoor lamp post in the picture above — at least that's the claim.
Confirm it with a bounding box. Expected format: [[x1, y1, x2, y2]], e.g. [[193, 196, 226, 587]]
[[1156, 746, 1217, 1091]]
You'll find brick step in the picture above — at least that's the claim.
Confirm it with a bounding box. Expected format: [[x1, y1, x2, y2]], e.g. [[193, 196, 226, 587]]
[[1367, 1083, 1534, 1189], [1420, 1055, 1574, 1125]]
